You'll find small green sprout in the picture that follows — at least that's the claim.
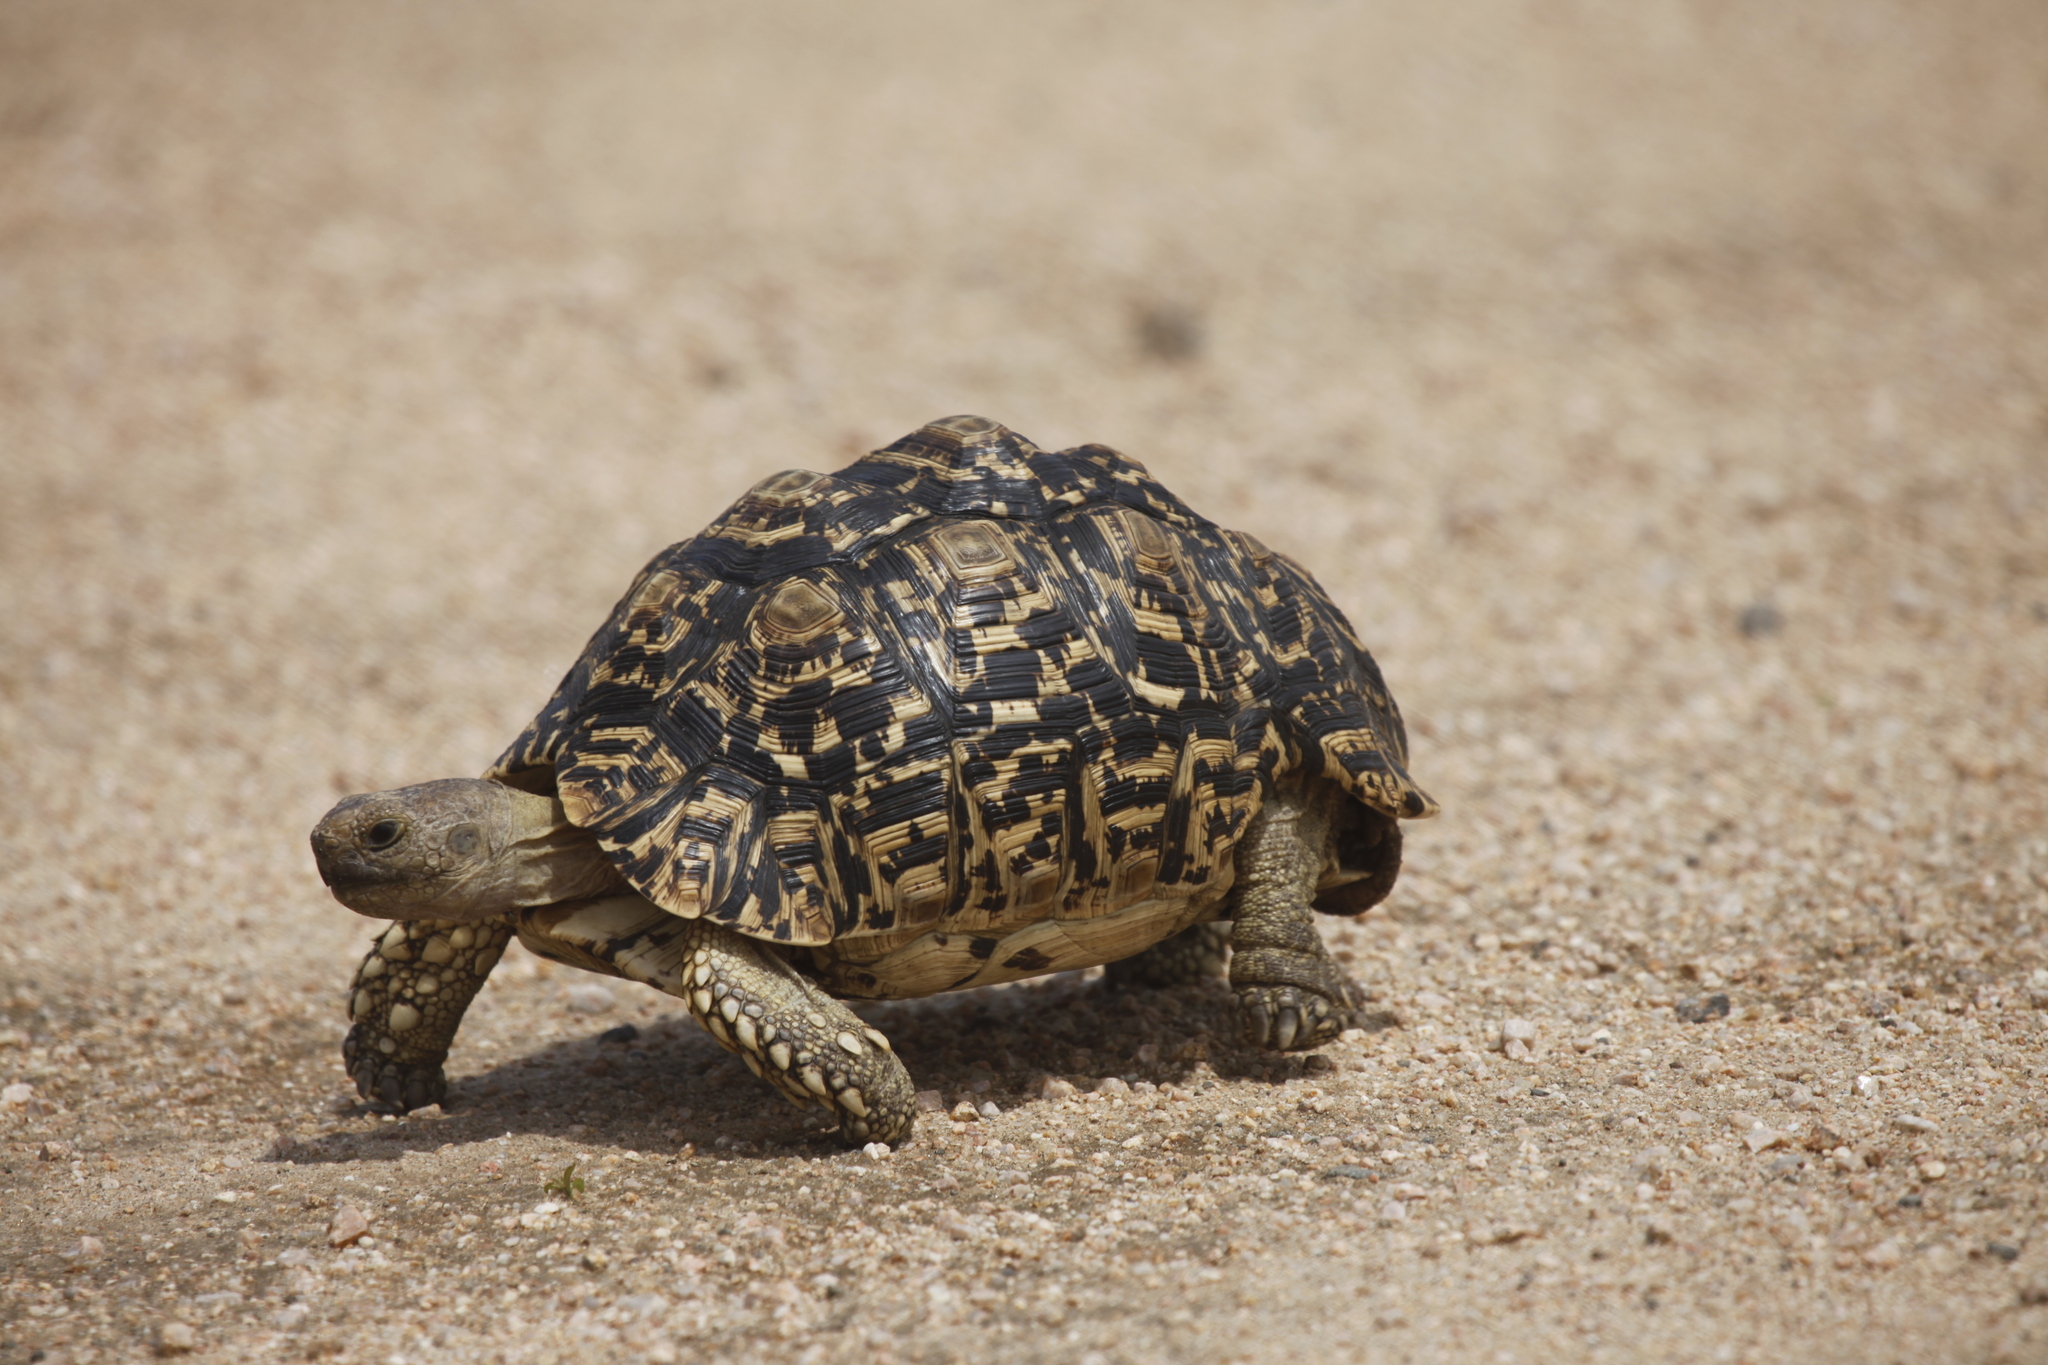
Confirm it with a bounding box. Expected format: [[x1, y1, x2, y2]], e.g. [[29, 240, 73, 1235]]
[[543, 1161, 586, 1200]]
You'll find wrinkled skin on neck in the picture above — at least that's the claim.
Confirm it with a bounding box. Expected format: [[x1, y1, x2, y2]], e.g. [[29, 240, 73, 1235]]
[[310, 778, 623, 921]]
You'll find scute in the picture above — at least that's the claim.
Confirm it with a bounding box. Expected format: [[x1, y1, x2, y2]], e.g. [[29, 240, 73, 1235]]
[[930, 521, 1015, 578], [486, 416, 1433, 981], [750, 469, 827, 504], [760, 580, 844, 641], [925, 414, 1004, 439]]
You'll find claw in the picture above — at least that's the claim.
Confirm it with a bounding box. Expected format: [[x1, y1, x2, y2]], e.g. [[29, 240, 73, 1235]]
[[1242, 1000, 1270, 1048], [1273, 1007, 1300, 1052], [1238, 983, 1351, 1053], [344, 1026, 445, 1114]]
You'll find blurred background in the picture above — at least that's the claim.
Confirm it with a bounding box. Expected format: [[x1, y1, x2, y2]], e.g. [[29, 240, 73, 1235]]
[[2, 0, 2045, 983]]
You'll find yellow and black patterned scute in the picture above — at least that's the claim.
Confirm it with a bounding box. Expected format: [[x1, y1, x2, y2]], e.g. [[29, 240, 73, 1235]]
[[487, 416, 1434, 989]]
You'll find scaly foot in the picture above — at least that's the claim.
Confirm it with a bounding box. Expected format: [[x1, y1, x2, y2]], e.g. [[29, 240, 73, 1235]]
[[516, 897, 918, 1146]]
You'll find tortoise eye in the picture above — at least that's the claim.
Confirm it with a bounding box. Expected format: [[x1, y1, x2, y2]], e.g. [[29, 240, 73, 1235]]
[[363, 819, 404, 850]]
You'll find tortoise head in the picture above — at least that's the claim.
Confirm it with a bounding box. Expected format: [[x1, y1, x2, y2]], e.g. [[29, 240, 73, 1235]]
[[311, 778, 622, 921]]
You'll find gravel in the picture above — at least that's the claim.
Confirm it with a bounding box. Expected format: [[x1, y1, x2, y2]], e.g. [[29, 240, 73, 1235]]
[[5, 5, 2047, 1364]]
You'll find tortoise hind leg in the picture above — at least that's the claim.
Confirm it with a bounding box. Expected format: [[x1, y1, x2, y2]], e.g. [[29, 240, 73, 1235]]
[[1103, 921, 1232, 989], [1228, 786, 1363, 1052], [516, 897, 917, 1146]]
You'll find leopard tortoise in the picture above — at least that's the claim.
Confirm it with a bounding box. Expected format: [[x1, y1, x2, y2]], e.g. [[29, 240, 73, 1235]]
[[310, 416, 1435, 1145]]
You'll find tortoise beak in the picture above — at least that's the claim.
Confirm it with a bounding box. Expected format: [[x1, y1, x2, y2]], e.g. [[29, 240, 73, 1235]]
[[310, 800, 411, 907], [309, 827, 368, 890]]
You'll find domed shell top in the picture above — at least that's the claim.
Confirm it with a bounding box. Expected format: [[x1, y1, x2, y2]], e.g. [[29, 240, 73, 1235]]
[[488, 416, 1435, 970]]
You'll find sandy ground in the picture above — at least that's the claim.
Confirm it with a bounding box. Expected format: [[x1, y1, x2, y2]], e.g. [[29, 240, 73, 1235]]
[[4, 2, 2048, 1362]]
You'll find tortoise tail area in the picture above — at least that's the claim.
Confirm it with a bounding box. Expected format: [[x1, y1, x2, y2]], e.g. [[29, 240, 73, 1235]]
[[1250, 551, 1436, 917]]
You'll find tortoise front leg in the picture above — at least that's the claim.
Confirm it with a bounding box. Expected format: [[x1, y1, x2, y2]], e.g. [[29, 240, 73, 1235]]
[[1228, 786, 1363, 1052], [343, 917, 513, 1112], [516, 897, 917, 1146]]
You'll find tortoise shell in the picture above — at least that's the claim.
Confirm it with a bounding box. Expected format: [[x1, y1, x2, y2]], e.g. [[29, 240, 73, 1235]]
[[488, 416, 1435, 998]]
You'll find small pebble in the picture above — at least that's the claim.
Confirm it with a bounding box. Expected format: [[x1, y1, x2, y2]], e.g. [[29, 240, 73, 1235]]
[[1470, 1224, 1541, 1247], [977, 1100, 1001, 1119], [1675, 995, 1731, 1024], [1803, 1123, 1845, 1152], [327, 1205, 372, 1247], [564, 983, 616, 1015], [861, 1142, 892, 1161], [1737, 601, 1784, 638], [1096, 1077, 1131, 1095], [1891, 1114, 1939, 1134], [155, 1321, 198, 1355], [950, 1101, 979, 1122]]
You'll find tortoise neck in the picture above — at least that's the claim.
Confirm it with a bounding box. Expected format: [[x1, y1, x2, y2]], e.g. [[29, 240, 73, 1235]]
[[496, 786, 629, 909]]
